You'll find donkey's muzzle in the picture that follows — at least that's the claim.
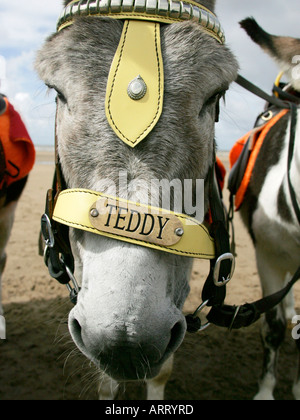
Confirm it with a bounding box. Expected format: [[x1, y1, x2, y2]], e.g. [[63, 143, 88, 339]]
[[68, 310, 186, 380]]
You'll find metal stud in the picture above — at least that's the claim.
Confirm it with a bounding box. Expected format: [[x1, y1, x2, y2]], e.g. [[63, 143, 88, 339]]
[[146, 0, 157, 14], [180, 2, 192, 20], [89, 0, 100, 14], [57, 0, 226, 44], [201, 9, 209, 27], [122, 0, 134, 12], [99, 0, 111, 13], [175, 227, 184, 237], [134, 0, 146, 12], [157, 0, 169, 16], [111, 0, 122, 12], [90, 208, 99, 218], [191, 6, 200, 23], [169, 0, 180, 18], [127, 75, 147, 100]]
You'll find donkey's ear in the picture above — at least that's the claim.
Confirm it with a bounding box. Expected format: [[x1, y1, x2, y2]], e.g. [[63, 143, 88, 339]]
[[240, 17, 300, 91], [239, 18, 277, 56]]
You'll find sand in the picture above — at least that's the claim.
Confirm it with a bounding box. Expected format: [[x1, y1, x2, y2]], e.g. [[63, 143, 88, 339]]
[[0, 149, 299, 400]]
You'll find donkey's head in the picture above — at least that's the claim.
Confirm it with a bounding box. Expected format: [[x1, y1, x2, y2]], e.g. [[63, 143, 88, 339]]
[[36, 0, 237, 380], [240, 17, 300, 91]]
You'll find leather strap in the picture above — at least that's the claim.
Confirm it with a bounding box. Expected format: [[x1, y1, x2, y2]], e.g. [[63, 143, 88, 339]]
[[52, 188, 216, 259], [105, 20, 164, 146], [202, 163, 232, 306], [287, 104, 300, 224], [236, 74, 290, 109], [207, 264, 300, 329]]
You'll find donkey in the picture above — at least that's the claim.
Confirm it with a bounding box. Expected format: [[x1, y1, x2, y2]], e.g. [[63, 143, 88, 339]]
[[234, 18, 300, 400], [0, 94, 35, 338], [0, 179, 27, 323], [35, 0, 238, 399]]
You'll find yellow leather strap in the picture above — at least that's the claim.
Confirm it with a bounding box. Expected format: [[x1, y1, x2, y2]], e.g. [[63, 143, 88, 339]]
[[52, 189, 215, 259], [105, 20, 163, 147]]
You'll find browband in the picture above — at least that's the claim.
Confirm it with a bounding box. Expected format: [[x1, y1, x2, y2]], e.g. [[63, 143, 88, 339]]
[[57, 0, 225, 44]]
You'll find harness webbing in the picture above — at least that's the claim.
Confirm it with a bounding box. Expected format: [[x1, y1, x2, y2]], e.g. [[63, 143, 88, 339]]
[[236, 75, 291, 109], [287, 104, 300, 224]]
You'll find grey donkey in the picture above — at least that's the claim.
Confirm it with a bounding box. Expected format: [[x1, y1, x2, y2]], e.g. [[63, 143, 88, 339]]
[[238, 18, 300, 400], [35, 0, 238, 399]]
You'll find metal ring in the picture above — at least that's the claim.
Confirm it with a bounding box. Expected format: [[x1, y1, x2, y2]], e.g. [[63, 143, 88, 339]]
[[213, 253, 235, 287], [261, 110, 273, 121], [41, 214, 55, 248], [191, 300, 211, 332], [63, 261, 81, 294]]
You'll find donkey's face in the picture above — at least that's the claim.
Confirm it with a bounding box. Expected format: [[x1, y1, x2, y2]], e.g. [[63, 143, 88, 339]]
[[36, 5, 237, 380]]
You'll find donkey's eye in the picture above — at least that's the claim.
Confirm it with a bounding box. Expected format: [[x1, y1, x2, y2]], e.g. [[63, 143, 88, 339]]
[[46, 84, 67, 104], [55, 90, 67, 105], [202, 90, 227, 122], [206, 90, 226, 106]]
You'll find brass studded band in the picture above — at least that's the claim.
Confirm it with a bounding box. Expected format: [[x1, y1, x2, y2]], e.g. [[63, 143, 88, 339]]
[[57, 0, 225, 44]]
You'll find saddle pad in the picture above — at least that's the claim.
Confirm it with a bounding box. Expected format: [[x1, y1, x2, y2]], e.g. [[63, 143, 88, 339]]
[[0, 97, 35, 189], [229, 109, 289, 210]]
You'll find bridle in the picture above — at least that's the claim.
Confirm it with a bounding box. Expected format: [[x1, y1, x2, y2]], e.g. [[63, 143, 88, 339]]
[[41, 0, 300, 334]]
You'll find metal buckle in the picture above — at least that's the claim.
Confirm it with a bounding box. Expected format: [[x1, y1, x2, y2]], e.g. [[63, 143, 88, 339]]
[[213, 253, 235, 287], [41, 213, 81, 304], [64, 262, 80, 295], [41, 214, 55, 249], [60, 258, 81, 305]]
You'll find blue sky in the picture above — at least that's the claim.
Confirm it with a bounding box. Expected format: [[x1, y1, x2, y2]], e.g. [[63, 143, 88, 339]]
[[1, 0, 299, 150]]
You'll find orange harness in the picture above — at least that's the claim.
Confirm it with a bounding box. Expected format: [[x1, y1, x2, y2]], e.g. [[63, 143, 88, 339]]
[[229, 109, 289, 210], [0, 97, 35, 191]]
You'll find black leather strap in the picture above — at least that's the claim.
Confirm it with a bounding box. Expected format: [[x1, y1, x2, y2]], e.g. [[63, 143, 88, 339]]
[[202, 162, 232, 306], [236, 75, 290, 109], [287, 104, 300, 224], [207, 265, 300, 329]]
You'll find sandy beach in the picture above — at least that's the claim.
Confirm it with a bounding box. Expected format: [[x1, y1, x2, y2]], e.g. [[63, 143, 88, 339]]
[[0, 149, 299, 400]]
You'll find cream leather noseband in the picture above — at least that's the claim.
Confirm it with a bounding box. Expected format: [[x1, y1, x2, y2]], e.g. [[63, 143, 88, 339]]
[[53, 189, 215, 258]]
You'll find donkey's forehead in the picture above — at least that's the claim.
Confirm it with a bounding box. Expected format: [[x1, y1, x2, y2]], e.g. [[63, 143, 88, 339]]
[[37, 18, 236, 92]]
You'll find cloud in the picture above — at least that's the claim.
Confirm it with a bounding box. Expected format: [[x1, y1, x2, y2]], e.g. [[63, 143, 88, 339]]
[[0, 0, 62, 145], [0, 0, 62, 50], [215, 0, 300, 149]]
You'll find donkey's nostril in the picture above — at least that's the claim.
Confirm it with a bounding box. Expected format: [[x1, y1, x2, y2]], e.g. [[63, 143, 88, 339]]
[[69, 315, 85, 350], [165, 320, 186, 357], [72, 317, 81, 334]]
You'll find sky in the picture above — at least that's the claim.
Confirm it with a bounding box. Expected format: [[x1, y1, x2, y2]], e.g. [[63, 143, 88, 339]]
[[0, 0, 299, 150]]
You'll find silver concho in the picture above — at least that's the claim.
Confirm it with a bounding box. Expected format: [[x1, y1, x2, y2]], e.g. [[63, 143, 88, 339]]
[[127, 75, 147, 100]]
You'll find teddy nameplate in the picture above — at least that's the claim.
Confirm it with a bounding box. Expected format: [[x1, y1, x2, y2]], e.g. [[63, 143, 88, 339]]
[[89, 197, 184, 246]]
